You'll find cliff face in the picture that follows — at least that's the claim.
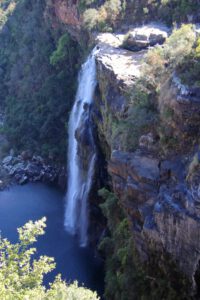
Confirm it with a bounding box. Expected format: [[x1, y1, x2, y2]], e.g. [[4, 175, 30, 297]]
[[45, 0, 81, 40], [93, 27, 200, 295]]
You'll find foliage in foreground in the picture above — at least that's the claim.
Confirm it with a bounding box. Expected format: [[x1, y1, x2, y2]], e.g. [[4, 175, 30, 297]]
[[0, 217, 99, 300]]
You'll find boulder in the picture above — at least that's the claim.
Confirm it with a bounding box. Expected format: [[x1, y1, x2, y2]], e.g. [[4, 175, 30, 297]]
[[123, 24, 169, 51], [9, 162, 25, 176]]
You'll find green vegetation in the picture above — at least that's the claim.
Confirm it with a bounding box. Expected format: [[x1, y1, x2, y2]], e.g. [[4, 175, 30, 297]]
[[178, 37, 200, 87], [80, 0, 200, 31], [98, 188, 191, 300], [98, 188, 144, 300], [144, 24, 196, 84], [82, 0, 126, 31], [108, 25, 197, 153], [111, 84, 157, 151], [0, 0, 80, 161], [140, 24, 197, 151], [0, 218, 99, 299]]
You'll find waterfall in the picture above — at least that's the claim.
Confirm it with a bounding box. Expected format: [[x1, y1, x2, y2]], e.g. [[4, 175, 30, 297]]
[[64, 48, 98, 247]]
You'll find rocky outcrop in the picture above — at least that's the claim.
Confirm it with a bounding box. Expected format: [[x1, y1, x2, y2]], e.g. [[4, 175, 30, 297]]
[[1, 153, 66, 189], [45, 0, 81, 40], [123, 24, 169, 51], [158, 74, 200, 153], [108, 150, 200, 289], [96, 32, 145, 87]]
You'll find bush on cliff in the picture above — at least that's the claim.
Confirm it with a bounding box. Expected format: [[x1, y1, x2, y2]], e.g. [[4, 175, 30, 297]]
[[177, 36, 200, 87], [0, 217, 99, 300], [110, 82, 158, 152], [83, 0, 124, 31], [144, 24, 196, 84], [98, 188, 144, 300]]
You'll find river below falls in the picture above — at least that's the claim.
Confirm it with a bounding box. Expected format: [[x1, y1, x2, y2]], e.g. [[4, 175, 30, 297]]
[[0, 182, 104, 296]]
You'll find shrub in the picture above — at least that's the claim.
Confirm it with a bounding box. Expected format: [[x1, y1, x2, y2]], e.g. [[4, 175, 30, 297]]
[[0, 218, 99, 300], [110, 83, 158, 151], [83, 0, 123, 31], [50, 33, 70, 66], [164, 24, 196, 67], [143, 24, 196, 87], [177, 35, 200, 87], [83, 8, 99, 30]]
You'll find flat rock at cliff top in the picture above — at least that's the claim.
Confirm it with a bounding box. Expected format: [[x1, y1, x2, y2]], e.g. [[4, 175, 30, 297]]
[[96, 37, 145, 86], [96, 33, 123, 47], [95, 24, 169, 86]]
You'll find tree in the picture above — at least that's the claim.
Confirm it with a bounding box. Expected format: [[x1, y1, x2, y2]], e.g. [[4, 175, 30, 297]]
[[0, 217, 99, 300]]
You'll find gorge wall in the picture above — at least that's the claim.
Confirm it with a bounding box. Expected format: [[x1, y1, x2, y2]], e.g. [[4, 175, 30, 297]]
[[92, 28, 200, 299], [1, 0, 200, 299]]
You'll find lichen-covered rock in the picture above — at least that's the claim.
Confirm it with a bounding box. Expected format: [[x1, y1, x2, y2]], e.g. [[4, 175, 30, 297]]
[[1, 153, 65, 189]]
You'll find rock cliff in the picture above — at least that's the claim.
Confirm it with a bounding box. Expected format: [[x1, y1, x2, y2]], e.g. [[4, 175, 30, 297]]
[[93, 25, 200, 296], [45, 0, 81, 40]]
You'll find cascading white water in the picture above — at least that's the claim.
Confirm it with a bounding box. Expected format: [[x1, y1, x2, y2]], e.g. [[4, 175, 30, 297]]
[[64, 48, 98, 247]]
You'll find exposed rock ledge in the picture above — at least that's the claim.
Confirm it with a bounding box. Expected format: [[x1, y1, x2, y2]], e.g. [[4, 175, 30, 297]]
[[95, 33, 145, 88], [108, 150, 200, 288], [95, 23, 169, 87], [0, 153, 66, 190]]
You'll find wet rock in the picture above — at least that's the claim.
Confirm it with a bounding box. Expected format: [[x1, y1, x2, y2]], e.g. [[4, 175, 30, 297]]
[[1, 153, 63, 188], [2, 155, 13, 165], [9, 162, 25, 176], [19, 175, 28, 185], [0, 180, 4, 190], [25, 163, 41, 177], [58, 166, 66, 190], [32, 155, 44, 165]]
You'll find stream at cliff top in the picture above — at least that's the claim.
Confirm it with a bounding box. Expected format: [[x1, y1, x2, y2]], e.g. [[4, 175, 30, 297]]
[[0, 183, 104, 296]]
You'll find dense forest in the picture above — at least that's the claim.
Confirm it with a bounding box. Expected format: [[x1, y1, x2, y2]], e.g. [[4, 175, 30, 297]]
[[0, 0, 81, 162]]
